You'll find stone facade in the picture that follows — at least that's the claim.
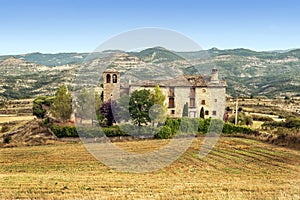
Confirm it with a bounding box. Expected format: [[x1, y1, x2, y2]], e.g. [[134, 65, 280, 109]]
[[103, 69, 226, 120], [103, 70, 120, 102]]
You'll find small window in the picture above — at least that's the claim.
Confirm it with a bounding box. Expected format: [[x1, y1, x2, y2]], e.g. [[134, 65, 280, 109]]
[[212, 111, 217, 115], [214, 99, 217, 102], [169, 87, 174, 97], [106, 74, 111, 83], [190, 98, 195, 107], [112, 74, 117, 83], [171, 110, 175, 115], [168, 98, 175, 108], [201, 100, 205, 105], [202, 89, 206, 93], [190, 87, 195, 97], [205, 110, 209, 115]]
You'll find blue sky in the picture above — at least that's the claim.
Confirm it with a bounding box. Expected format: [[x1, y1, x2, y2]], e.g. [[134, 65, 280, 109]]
[[1, 0, 300, 54]]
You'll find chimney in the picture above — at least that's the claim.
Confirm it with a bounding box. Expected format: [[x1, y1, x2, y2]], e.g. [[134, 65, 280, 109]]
[[211, 68, 219, 83]]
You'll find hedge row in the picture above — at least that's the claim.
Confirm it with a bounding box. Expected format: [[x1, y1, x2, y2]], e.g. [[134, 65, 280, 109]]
[[155, 118, 257, 139], [50, 125, 127, 138], [50, 125, 78, 137], [222, 122, 257, 135], [50, 118, 257, 139]]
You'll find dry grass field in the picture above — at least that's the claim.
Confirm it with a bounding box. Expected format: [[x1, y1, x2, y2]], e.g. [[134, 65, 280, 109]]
[[0, 115, 35, 124], [0, 115, 35, 131], [0, 137, 299, 199]]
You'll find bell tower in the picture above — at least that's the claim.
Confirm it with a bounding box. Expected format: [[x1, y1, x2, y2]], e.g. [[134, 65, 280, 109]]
[[103, 70, 120, 102]]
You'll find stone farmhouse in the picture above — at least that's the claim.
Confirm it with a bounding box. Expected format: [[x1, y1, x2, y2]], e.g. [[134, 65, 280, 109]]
[[103, 69, 226, 120]]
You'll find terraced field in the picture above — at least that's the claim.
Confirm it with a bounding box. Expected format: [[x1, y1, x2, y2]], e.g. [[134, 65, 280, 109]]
[[0, 137, 299, 199]]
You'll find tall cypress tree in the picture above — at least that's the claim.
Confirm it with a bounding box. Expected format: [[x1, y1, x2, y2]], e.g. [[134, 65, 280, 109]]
[[200, 107, 205, 119], [182, 102, 188, 117]]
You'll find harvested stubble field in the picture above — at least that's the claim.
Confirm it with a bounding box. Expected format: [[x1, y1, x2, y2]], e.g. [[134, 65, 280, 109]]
[[0, 137, 299, 199]]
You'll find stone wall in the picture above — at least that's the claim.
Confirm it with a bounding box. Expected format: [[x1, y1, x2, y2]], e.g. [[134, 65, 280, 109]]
[[129, 85, 226, 119], [103, 71, 120, 102]]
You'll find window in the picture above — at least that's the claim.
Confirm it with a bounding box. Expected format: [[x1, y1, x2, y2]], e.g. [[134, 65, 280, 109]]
[[171, 110, 175, 115], [106, 74, 111, 83], [202, 89, 206, 93], [201, 100, 205, 105], [112, 74, 117, 83], [190, 87, 195, 97], [190, 98, 195, 107], [169, 87, 174, 97], [214, 99, 217, 102], [212, 111, 217, 115], [168, 98, 175, 108], [205, 110, 209, 115]]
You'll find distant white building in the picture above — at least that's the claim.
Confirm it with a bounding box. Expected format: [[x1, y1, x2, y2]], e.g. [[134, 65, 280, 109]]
[[103, 69, 226, 119]]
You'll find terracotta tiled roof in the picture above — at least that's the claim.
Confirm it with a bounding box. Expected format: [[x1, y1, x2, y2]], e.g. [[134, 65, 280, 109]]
[[129, 75, 210, 87]]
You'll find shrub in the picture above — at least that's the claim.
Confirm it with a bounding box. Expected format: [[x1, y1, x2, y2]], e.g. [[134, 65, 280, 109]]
[[50, 125, 78, 138], [164, 118, 180, 135], [285, 117, 300, 128], [222, 123, 256, 134], [251, 115, 273, 122], [40, 117, 50, 127], [229, 112, 253, 126], [101, 127, 125, 137], [70, 126, 127, 138], [3, 134, 11, 144], [51, 125, 128, 138], [179, 117, 198, 134], [1, 125, 10, 133], [208, 119, 224, 133], [118, 124, 158, 137], [198, 118, 211, 134], [244, 115, 253, 126], [76, 127, 103, 138], [154, 126, 172, 139]]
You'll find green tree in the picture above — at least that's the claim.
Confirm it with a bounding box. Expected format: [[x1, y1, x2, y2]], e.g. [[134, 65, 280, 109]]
[[182, 102, 188, 117], [77, 88, 88, 124], [33, 96, 54, 118], [77, 88, 102, 125], [149, 85, 167, 126], [228, 112, 253, 126], [200, 107, 205, 119], [51, 85, 72, 122], [94, 91, 102, 115], [129, 89, 154, 126], [116, 94, 131, 122], [100, 100, 116, 126], [244, 115, 253, 126]]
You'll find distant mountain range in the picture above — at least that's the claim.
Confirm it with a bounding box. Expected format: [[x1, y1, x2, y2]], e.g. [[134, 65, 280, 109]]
[[0, 47, 299, 100]]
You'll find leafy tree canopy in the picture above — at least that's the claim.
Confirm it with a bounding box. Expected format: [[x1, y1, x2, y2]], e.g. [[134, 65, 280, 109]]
[[51, 85, 72, 122], [129, 89, 154, 126]]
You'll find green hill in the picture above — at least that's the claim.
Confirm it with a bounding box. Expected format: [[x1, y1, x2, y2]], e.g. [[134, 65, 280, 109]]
[[0, 47, 299, 99]]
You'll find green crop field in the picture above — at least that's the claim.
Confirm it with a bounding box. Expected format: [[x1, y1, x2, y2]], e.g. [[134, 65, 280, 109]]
[[0, 137, 299, 199]]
